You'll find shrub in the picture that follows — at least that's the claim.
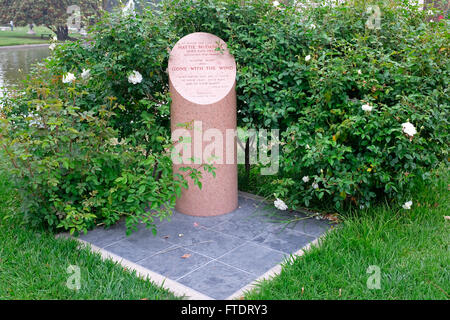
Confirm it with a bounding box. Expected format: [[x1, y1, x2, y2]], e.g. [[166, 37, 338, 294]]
[[0, 65, 212, 235], [164, 0, 449, 210], [47, 8, 174, 142], [268, 0, 449, 210]]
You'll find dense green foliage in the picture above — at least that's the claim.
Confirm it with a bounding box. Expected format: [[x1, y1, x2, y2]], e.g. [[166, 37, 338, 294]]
[[0, 34, 212, 235], [0, 0, 448, 234]]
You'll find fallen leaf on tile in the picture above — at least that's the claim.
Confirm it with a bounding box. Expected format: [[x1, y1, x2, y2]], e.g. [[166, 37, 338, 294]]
[[181, 253, 191, 259], [193, 222, 199, 227], [163, 235, 169, 239]]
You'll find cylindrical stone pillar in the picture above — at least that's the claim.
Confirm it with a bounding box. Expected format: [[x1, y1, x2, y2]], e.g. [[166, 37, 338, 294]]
[[169, 32, 238, 216]]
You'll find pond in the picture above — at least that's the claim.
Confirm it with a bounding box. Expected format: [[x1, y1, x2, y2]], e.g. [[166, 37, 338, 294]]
[[0, 45, 50, 98]]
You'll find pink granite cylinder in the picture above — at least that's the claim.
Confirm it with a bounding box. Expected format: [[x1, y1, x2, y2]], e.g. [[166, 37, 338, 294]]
[[169, 32, 238, 216]]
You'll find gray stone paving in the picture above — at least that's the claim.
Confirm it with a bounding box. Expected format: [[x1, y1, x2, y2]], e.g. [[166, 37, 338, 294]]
[[79, 193, 333, 299]]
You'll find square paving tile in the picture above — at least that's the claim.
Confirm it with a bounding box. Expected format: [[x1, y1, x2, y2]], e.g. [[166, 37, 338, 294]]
[[228, 196, 270, 220], [177, 261, 255, 300], [78, 219, 127, 248], [152, 219, 200, 243], [138, 247, 212, 280], [210, 219, 269, 241], [218, 242, 287, 276], [282, 217, 333, 238], [169, 229, 244, 259], [169, 210, 233, 228], [226, 197, 294, 232], [103, 229, 173, 263], [252, 228, 316, 253]]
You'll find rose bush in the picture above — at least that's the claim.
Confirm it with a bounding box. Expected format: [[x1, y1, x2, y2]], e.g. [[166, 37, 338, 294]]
[[0, 14, 213, 234], [165, 0, 449, 210], [0, 0, 448, 235]]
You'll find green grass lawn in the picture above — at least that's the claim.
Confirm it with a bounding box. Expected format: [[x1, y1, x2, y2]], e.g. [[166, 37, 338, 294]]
[[0, 26, 54, 46], [245, 168, 449, 300], [0, 157, 179, 299]]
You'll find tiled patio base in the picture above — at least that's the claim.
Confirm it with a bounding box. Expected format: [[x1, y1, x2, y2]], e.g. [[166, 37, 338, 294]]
[[76, 192, 333, 299]]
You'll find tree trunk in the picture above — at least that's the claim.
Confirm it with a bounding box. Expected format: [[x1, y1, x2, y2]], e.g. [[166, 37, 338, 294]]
[[54, 25, 75, 41], [55, 25, 69, 41]]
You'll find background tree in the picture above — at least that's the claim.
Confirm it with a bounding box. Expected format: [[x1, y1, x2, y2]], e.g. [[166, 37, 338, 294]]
[[0, 0, 103, 40], [0, 0, 15, 25], [424, 0, 449, 20]]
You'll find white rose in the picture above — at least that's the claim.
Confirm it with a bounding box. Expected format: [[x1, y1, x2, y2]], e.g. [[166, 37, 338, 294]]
[[128, 70, 143, 84], [274, 198, 288, 211], [305, 55, 311, 62], [361, 104, 373, 112], [62, 72, 76, 83], [49, 43, 56, 51], [312, 182, 319, 189], [273, 1, 280, 6], [402, 122, 417, 137], [357, 69, 362, 75], [81, 69, 91, 80], [402, 200, 412, 210], [302, 176, 310, 183]]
